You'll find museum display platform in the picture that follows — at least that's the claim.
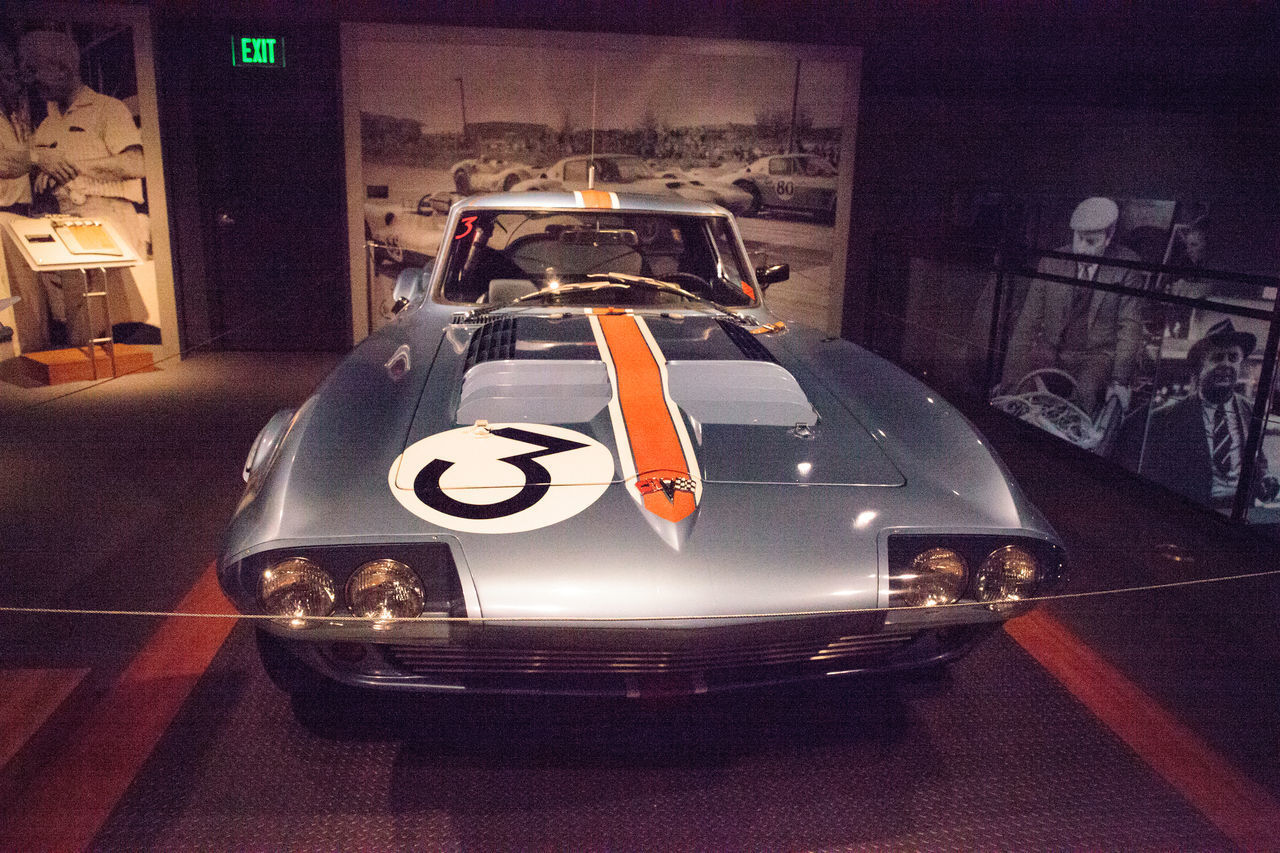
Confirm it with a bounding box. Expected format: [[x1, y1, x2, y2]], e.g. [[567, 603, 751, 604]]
[[18, 345, 157, 385]]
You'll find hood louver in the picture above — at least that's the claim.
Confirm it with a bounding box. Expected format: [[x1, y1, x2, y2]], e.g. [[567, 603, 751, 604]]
[[464, 317, 519, 371]]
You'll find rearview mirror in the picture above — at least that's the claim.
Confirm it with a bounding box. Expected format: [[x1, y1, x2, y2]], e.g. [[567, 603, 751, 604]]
[[755, 263, 790, 290], [560, 227, 638, 246]]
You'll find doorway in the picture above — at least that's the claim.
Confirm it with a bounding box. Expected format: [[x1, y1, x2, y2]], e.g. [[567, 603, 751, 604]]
[[157, 19, 349, 352]]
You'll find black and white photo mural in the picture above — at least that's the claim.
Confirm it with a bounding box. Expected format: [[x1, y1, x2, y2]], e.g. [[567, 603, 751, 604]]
[[987, 193, 1278, 517], [340, 25, 861, 337], [0, 2, 176, 359]]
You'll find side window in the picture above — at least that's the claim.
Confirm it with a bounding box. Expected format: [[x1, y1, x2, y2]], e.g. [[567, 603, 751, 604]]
[[564, 161, 588, 183], [768, 158, 792, 176]]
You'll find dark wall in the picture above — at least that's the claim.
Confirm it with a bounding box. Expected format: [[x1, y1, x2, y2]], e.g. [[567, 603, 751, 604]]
[[139, 1, 1280, 350], [842, 3, 1280, 341]]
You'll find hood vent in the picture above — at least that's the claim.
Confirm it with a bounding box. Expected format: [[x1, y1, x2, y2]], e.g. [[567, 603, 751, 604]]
[[719, 320, 777, 362], [457, 360, 613, 426], [464, 317, 519, 371]]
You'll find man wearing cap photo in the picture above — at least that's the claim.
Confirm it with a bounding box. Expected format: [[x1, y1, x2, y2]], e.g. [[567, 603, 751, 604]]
[[1000, 196, 1144, 418], [1115, 318, 1277, 510]]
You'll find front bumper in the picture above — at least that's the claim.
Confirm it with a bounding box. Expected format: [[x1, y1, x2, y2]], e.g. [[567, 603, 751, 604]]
[[262, 609, 1008, 697]]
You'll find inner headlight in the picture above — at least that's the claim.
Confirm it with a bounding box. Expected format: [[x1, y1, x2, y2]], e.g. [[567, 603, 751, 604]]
[[346, 558, 426, 620], [260, 557, 336, 617], [977, 545, 1039, 602], [893, 547, 968, 607]]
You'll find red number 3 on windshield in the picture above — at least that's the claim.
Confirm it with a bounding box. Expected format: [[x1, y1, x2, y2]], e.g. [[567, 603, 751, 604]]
[[454, 215, 477, 240]]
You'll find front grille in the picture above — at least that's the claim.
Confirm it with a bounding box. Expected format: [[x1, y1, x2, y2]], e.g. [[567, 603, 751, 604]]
[[383, 632, 914, 677]]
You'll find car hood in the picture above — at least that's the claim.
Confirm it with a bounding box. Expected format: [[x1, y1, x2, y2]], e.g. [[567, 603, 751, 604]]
[[392, 312, 903, 491], [222, 310, 1053, 618]]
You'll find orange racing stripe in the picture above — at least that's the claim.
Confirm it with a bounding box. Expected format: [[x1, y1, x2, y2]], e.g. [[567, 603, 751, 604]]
[[576, 189, 617, 209], [594, 313, 698, 522]]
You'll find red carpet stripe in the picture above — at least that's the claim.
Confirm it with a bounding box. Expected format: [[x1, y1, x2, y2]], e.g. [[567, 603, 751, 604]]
[[0, 668, 88, 771], [0, 563, 237, 851], [1006, 609, 1280, 850]]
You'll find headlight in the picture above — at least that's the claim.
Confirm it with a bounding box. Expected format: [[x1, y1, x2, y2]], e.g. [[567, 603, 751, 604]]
[[886, 535, 1064, 610], [346, 558, 426, 620], [260, 557, 335, 617], [893, 547, 968, 607], [977, 545, 1039, 602]]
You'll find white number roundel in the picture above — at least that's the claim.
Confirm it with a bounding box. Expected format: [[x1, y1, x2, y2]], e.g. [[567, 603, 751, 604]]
[[389, 423, 614, 534]]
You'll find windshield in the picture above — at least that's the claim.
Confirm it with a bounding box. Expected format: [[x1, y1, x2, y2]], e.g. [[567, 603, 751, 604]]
[[608, 157, 653, 181], [800, 156, 838, 177], [438, 209, 758, 308]]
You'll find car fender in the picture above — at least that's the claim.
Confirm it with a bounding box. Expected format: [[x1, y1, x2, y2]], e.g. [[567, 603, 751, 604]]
[[774, 326, 1056, 538], [219, 319, 448, 575]]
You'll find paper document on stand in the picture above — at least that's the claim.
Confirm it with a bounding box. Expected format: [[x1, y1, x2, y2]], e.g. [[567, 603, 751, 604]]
[[52, 221, 124, 256]]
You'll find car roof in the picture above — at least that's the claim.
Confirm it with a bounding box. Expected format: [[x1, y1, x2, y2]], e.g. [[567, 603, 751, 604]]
[[459, 191, 725, 215]]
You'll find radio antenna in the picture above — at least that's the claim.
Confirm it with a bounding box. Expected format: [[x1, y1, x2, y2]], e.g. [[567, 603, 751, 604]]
[[588, 58, 599, 189]]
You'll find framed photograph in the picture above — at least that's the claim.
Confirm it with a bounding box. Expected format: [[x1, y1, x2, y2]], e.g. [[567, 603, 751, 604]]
[[1, 2, 176, 357]]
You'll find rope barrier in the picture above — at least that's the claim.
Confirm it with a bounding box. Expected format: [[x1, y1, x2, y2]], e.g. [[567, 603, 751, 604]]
[[3, 566, 1278, 624]]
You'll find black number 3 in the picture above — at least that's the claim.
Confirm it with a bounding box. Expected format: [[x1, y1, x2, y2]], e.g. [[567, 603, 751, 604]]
[[413, 427, 588, 520]]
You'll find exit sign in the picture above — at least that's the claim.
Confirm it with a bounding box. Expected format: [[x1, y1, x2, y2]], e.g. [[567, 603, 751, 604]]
[[233, 36, 284, 68]]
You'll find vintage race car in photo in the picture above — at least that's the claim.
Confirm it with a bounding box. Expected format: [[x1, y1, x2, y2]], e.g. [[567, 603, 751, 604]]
[[729, 153, 839, 220], [511, 154, 755, 216], [219, 191, 1065, 698], [450, 158, 537, 194], [363, 190, 460, 261]]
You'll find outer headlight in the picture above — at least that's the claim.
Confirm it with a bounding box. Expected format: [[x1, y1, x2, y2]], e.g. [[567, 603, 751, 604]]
[[893, 547, 968, 607], [260, 557, 336, 617], [977, 545, 1039, 602], [346, 558, 426, 620], [886, 534, 1064, 610]]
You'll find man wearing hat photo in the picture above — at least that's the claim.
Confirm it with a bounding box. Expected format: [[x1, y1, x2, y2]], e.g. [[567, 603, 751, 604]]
[[1000, 196, 1144, 419], [1115, 318, 1277, 510]]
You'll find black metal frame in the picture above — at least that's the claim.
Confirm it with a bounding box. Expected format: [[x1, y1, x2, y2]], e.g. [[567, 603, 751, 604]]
[[867, 231, 1280, 524], [996, 249, 1279, 523]]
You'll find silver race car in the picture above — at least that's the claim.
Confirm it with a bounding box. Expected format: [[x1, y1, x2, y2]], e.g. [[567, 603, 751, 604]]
[[219, 191, 1065, 698], [729, 153, 839, 220]]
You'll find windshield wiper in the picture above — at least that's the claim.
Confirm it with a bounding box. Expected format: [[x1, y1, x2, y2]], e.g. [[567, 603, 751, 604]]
[[461, 272, 754, 325], [580, 273, 756, 325], [458, 280, 627, 322], [585, 272, 701, 299]]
